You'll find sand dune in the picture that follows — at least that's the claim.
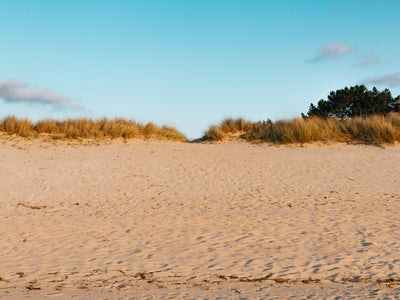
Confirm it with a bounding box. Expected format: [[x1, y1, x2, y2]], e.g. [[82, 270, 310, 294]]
[[1, 137, 400, 298]]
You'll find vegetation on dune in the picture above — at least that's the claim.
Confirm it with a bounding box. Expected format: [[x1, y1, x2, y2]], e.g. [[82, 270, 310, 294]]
[[203, 86, 400, 145], [2, 85, 400, 145], [204, 114, 400, 145], [0, 116, 187, 142]]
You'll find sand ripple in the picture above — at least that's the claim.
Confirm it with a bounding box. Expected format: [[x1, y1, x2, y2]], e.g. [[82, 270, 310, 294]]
[[1, 140, 400, 298]]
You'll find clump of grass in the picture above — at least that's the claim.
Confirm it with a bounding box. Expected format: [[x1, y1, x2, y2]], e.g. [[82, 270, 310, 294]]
[[35, 119, 62, 134], [220, 118, 253, 134], [98, 118, 140, 139], [343, 115, 399, 145], [246, 117, 349, 143], [204, 125, 225, 141], [203, 115, 400, 145], [0, 116, 34, 137], [158, 125, 187, 142], [203, 118, 254, 141], [0, 116, 187, 142], [142, 122, 159, 137]]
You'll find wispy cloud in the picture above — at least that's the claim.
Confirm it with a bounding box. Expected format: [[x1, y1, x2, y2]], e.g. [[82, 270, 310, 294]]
[[310, 43, 356, 62], [0, 80, 82, 110], [361, 73, 400, 87], [356, 56, 380, 67]]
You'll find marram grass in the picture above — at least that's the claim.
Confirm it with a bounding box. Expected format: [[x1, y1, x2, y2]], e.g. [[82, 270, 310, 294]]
[[0, 116, 187, 142], [2, 115, 400, 145], [203, 115, 400, 145]]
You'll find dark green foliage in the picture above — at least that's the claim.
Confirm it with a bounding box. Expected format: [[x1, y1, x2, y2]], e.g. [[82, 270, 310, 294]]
[[304, 85, 400, 119]]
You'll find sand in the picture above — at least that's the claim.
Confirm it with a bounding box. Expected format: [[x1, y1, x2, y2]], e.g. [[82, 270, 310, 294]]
[[1, 137, 400, 299]]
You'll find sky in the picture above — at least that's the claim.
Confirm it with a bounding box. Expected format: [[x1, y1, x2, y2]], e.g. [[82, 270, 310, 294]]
[[1, 0, 399, 139]]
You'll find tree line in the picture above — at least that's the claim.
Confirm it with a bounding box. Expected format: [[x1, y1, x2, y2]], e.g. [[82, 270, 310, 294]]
[[303, 85, 400, 119]]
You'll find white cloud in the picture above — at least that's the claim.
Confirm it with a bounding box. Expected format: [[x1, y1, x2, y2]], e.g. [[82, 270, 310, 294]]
[[361, 73, 400, 87], [0, 80, 82, 110], [310, 43, 355, 62]]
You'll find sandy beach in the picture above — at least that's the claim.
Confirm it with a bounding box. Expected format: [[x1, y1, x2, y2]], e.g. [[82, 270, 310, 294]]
[[1, 137, 400, 299]]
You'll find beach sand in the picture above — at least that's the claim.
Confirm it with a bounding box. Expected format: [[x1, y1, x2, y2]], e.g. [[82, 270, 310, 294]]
[[1, 137, 400, 299]]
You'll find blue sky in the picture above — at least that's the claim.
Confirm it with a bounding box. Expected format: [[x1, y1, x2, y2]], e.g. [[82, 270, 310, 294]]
[[1, 0, 399, 138]]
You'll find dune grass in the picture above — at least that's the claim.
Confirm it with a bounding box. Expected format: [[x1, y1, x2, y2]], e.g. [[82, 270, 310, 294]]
[[203, 115, 400, 145], [3, 114, 400, 145], [0, 116, 187, 142]]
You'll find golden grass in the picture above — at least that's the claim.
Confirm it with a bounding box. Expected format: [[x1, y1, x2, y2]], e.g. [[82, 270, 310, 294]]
[[0, 116, 187, 142], [0, 116, 34, 137], [204, 114, 400, 145], [3, 114, 400, 145], [204, 125, 225, 141]]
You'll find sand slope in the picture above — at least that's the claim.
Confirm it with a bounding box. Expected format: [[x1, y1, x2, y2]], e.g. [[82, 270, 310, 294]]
[[1, 138, 400, 298]]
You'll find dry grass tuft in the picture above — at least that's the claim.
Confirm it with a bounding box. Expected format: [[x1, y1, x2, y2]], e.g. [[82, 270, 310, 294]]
[[158, 125, 187, 142], [343, 115, 400, 145], [204, 125, 225, 141], [220, 118, 253, 134], [203, 114, 400, 145], [0, 116, 187, 142], [0, 116, 34, 137]]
